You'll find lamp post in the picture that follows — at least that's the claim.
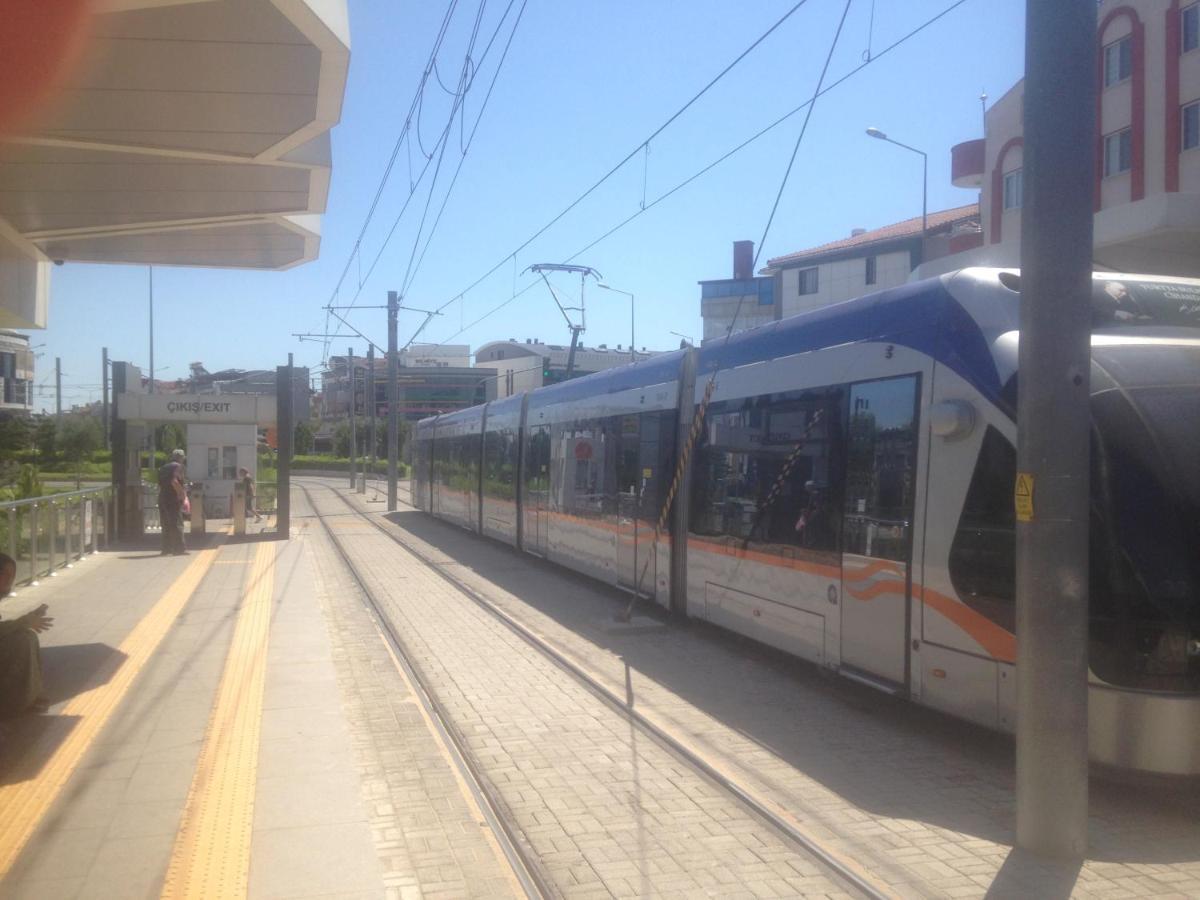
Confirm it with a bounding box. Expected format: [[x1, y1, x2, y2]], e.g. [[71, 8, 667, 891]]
[[866, 127, 928, 242], [668, 330, 694, 347], [596, 283, 636, 363]]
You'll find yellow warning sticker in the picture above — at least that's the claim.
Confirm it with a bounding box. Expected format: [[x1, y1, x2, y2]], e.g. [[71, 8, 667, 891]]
[[1015, 472, 1034, 522]]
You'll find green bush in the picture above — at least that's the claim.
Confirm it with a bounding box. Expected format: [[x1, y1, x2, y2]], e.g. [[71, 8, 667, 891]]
[[291, 454, 408, 478]]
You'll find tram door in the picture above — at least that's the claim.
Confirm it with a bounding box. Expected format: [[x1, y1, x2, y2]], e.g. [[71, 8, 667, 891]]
[[840, 376, 920, 687], [524, 424, 550, 555], [617, 412, 672, 600]]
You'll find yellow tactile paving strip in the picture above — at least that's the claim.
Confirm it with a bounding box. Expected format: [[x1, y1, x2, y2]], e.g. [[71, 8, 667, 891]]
[[0, 544, 223, 878], [161, 540, 276, 900]]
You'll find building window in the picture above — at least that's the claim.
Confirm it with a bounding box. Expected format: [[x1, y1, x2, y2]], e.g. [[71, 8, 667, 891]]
[[1103, 128, 1133, 177], [1002, 168, 1023, 210], [1103, 36, 1132, 88], [865, 256, 877, 286], [207, 447, 219, 478], [222, 446, 238, 480], [1184, 4, 1199, 54], [797, 267, 819, 295], [1184, 101, 1200, 151]]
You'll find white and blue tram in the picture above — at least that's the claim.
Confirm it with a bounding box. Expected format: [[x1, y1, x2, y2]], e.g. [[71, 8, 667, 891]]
[[413, 268, 1200, 776]]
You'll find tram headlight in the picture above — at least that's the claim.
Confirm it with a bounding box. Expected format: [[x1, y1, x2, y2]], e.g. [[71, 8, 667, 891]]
[[929, 399, 977, 441]]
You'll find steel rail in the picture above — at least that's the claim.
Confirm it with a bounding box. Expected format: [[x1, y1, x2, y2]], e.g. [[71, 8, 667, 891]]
[[296, 483, 552, 900], [302, 478, 890, 900]]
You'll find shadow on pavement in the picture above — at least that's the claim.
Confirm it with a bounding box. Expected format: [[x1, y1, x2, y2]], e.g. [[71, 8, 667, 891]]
[[40, 642, 126, 706], [985, 850, 1083, 899], [381, 508, 1200, 869]]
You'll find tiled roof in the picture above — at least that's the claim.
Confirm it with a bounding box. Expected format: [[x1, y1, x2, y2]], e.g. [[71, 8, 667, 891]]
[[765, 203, 980, 269]]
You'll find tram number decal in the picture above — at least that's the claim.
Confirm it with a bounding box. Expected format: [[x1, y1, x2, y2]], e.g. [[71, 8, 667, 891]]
[[884, 344, 895, 359]]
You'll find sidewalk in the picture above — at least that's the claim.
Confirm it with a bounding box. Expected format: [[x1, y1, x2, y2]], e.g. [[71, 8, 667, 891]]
[[0, 497, 537, 899], [330, 479, 1200, 900]]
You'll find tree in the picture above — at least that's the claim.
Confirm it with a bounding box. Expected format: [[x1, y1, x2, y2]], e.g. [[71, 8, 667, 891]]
[[17, 463, 43, 500], [0, 413, 31, 457], [156, 423, 186, 456], [294, 420, 315, 455], [59, 416, 103, 488], [33, 416, 57, 459]]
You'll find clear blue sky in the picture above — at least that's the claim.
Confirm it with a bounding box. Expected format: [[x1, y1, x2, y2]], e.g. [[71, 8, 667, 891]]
[[34, 0, 1025, 412]]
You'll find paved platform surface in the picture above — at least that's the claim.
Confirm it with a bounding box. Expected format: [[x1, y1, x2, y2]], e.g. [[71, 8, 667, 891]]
[[344, 478, 1200, 900], [0, 478, 1195, 899], [0, 510, 515, 899]]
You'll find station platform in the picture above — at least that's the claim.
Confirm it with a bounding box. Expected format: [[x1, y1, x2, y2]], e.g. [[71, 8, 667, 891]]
[[0, 477, 1196, 900]]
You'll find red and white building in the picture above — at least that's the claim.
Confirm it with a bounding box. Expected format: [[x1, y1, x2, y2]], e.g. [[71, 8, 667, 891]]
[[923, 0, 1200, 277]]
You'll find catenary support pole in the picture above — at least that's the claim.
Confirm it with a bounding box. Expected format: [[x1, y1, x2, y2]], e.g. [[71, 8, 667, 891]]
[[387, 291, 399, 511], [101, 347, 109, 450], [276, 354, 293, 538], [55, 357, 62, 421], [367, 343, 376, 487], [1015, 0, 1096, 859], [348, 346, 357, 490]]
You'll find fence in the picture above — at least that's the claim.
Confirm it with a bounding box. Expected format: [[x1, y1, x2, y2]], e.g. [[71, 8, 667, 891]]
[[1, 486, 113, 588]]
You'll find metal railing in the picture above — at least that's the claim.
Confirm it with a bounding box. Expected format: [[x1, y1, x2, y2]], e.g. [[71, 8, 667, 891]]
[[0, 485, 113, 588]]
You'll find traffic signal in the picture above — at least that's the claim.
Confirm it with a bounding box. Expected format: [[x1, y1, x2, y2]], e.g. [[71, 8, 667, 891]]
[[542, 356, 551, 378]]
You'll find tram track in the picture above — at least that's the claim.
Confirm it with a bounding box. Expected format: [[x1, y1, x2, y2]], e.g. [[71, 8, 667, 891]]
[[300, 478, 890, 900], [297, 482, 552, 900]]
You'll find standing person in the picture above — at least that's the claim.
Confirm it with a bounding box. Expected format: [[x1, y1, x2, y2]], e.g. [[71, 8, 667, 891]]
[[0, 553, 54, 717], [239, 467, 261, 523], [158, 448, 188, 556]]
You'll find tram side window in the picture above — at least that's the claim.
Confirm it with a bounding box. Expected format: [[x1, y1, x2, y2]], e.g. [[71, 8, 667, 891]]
[[483, 427, 517, 500], [689, 386, 845, 558], [550, 417, 616, 517], [437, 434, 478, 492], [948, 426, 1016, 632]]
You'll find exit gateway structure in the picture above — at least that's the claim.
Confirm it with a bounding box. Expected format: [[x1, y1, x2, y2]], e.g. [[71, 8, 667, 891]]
[[113, 361, 296, 538]]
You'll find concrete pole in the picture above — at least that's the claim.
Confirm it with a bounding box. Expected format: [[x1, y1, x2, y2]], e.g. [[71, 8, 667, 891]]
[[55, 357, 62, 421], [1015, 0, 1096, 859], [102, 347, 109, 450], [276, 353, 293, 537], [367, 343, 376, 482], [348, 346, 356, 490], [387, 291, 399, 511]]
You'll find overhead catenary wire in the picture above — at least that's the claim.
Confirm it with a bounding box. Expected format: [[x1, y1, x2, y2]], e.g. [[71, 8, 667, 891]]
[[616, 0, 855, 622], [424, 0, 974, 349], [337, 0, 526, 343], [318, 0, 463, 362], [399, 0, 820, 349]]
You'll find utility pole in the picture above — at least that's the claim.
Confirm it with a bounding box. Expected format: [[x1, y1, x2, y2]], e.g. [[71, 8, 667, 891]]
[[367, 343, 376, 486], [148, 265, 156, 473], [387, 290, 399, 511], [348, 346, 356, 490], [55, 357, 62, 421], [276, 353, 294, 538], [102, 347, 109, 449], [1015, 0, 1096, 859]]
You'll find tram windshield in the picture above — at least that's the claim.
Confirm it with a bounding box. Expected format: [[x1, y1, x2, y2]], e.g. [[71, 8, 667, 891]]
[[1088, 343, 1200, 692], [1090, 278, 1200, 330]]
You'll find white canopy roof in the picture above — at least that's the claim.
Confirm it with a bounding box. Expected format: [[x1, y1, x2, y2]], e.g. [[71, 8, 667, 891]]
[[0, 0, 350, 328]]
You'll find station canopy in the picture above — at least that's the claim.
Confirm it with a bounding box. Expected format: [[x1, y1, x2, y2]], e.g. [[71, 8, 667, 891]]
[[0, 0, 350, 329]]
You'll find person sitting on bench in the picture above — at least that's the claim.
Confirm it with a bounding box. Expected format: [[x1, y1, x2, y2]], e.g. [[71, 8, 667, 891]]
[[0, 553, 53, 717]]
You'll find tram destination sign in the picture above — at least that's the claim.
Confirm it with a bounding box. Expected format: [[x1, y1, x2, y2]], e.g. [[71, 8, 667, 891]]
[[116, 392, 276, 425]]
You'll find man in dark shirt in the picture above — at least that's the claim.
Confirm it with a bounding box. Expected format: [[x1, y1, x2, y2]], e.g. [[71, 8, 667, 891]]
[[0, 553, 53, 717], [158, 448, 188, 556]]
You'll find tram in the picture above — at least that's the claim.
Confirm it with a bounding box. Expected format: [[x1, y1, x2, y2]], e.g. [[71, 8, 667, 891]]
[[413, 268, 1200, 776]]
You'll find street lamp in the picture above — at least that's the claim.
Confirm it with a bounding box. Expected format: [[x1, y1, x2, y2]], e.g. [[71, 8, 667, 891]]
[[596, 283, 636, 363], [866, 127, 927, 240], [668, 330, 693, 347]]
